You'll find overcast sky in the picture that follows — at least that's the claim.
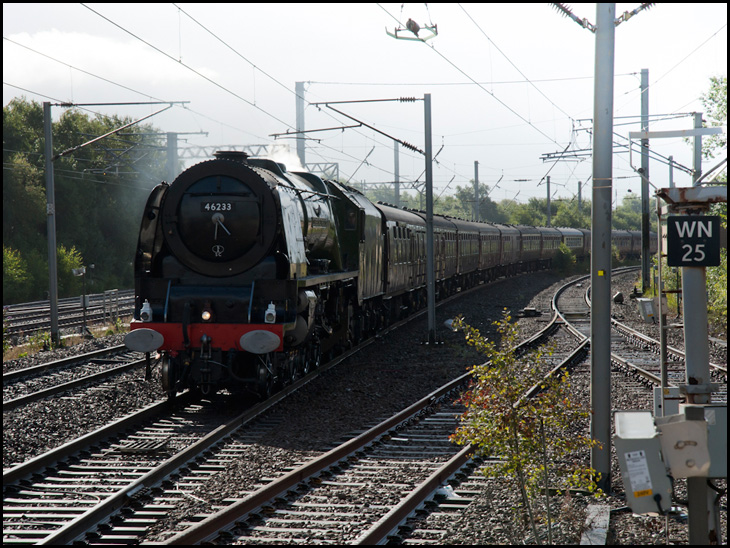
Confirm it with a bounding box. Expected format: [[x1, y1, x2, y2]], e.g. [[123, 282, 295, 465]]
[[3, 3, 727, 205]]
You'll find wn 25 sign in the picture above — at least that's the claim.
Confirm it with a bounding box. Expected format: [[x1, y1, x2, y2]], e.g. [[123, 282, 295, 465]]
[[666, 216, 721, 267]]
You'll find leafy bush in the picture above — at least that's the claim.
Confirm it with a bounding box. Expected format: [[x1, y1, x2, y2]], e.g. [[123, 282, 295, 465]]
[[552, 242, 576, 275], [450, 312, 601, 539]]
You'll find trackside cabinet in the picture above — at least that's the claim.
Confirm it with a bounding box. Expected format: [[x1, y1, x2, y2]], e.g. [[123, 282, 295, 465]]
[[614, 412, 672, 514]]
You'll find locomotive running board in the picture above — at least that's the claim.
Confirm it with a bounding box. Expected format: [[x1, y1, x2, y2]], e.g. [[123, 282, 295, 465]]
[[296, 270, 358, 287]]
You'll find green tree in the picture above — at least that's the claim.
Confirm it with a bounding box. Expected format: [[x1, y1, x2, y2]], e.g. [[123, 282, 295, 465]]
[[700, 75, 727, 158], [508, 197, 549, 226], [699, 76, 727, 331], [451, 312, 600, 541], [3, 98, 165, 304], [612, 193, 642, 231], [57, 245, 85, 297], [3, 246, 32, 304], [553, 242, 577, 274], [552, 199, 590, 229], [453, 183, 509, 223]]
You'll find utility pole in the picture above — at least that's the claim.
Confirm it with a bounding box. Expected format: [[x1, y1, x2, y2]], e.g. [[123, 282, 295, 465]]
[[167, 132, 178, 183], [474, 161, 479, 222], [590, 3, 615, 492], [686, 115, 713, 545], [578, 180, 583, 213], [44, 102, 60, 345], [42, 100, 183, 344], [640, 68, 651, 292], [295, 81, 306, 166], [657, 185, 725, 545], [394, 142, 400, 207], [424, 93, 436, 345], [546, 175, 552, 227], [693, 112, 703, 186]]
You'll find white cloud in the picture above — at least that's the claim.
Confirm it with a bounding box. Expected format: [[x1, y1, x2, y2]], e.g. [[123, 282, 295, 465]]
[[4, 29, 217, 102]]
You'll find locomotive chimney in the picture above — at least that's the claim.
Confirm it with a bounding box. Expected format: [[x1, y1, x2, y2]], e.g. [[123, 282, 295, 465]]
[[214, 150, 249, 163]]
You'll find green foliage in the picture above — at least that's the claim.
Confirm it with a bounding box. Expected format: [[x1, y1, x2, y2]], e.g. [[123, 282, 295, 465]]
[[3, 97, 166, 304], [612, 194, 643, 231], [57, 245, 85, 297], [707, 248, 727, 331], [552, 243, 577, 275], [3, 246, 33, 303], [509, 197, 548, 226], [706, 203, 727, 331], [700, 75, 727, 158], [452, 183, 508, 223], [450, 312, 601, 531], [553, 199, 590, 229], [699, 76, 727, 330]]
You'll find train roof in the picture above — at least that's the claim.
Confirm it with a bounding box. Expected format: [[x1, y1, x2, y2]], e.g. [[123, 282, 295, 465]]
[[375, 202, 427, 225], [492, 223, 520, 235], [515, 225, 541, 235], [555, 226, 583, 235]]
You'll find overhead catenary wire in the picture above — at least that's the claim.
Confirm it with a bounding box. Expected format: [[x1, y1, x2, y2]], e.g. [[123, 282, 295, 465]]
[[6, 4, 724, 202], [378, 3, 568, 150], [8, 7, 395, 184]]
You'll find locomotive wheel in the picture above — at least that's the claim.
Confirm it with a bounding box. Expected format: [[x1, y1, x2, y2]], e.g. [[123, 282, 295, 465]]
[[284, 354, 297, 385], [300, 351, 311, 376], [161, 355, 177, 400], [348, 304, 363, 346], [304, 340, 321, 374], [257, 354, 274, 399]]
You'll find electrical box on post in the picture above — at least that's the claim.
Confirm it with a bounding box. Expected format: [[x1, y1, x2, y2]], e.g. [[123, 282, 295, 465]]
[[614, 412, 672, 515], [635, 298, 656, 323], [655, 407, 710, 478], [656, 404, 726, 479], [654, 386, 681, 417]]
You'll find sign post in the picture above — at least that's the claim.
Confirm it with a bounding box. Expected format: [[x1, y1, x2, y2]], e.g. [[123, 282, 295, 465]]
[[656, 186, 726, 544]]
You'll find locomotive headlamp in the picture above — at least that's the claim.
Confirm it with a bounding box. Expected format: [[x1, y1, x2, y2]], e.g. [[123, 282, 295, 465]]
[[264, 302, 277, 324], [140, 300, 153, 322], [201, 301, 214, 322]]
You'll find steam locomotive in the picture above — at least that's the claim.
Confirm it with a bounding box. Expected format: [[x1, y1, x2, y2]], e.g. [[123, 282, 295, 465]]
[[124, 151, 654, 398]]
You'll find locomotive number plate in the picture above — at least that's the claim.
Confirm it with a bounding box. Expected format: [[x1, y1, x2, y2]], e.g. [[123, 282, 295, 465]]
[[202, 202, 234, 212]]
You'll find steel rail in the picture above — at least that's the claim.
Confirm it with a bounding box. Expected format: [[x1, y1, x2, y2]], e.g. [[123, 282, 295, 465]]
[[3, 357, 145, 411]]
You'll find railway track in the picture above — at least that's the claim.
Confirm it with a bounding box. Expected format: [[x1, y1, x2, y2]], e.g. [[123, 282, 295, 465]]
[[3, 272, 561, 545], [3, 270, 724, 545], [3, 290, 135, 339], [138, 281, 599, 545], [555, 268, 726, 397], [3, 345, 143, 411]]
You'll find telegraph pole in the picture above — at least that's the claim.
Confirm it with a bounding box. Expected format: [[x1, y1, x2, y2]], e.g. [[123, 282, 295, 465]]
[[44, 102, 60, 345], [166, 132, 178, 183], [640, 69, 651, 292], [424, 93, 436, 344], [394, 142, 400, 207], [474, 161, 479, 221], [42, 100, 183, 344], [578, 180, 583, 212], [546, 176, 552, 227], [295, 81, 306, 166], [590, 3, 615, 492]]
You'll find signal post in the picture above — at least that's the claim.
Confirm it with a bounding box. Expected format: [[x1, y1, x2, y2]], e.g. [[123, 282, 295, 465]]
[[655, 185, 726, 545]]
